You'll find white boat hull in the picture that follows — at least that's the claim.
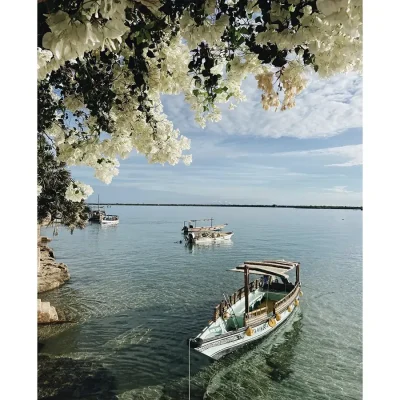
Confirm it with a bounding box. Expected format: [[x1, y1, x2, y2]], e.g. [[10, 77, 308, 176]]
[[192, 287, 300, 360], [101, 220, 119, 226], [192, 232, 234, 244]]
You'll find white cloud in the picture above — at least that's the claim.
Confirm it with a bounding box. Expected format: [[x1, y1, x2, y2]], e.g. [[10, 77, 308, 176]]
[[163, 72, 362, 139], [325, 186, 353, 194], [270, 144, 362, 167]]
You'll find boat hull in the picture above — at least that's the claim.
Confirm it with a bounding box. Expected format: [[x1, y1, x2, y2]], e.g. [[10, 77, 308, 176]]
[[101, 220, 119, 226], [192, 232, 234, 244], [193, 296, 299, 360]]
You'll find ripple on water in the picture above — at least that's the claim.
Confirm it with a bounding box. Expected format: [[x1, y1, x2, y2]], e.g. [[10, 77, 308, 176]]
[[39, 207, 362, 400]]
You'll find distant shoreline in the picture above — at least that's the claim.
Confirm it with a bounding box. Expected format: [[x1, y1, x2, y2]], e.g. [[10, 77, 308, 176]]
[[87, 203, 362, 210]]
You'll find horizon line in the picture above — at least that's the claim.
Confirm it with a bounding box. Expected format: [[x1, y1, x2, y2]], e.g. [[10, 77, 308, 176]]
[[87, 203, 362, 210]]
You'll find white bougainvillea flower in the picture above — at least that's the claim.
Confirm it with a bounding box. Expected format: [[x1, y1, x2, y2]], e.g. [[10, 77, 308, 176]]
[[37, 0, 362, 188], [65, 181, 94, 202]]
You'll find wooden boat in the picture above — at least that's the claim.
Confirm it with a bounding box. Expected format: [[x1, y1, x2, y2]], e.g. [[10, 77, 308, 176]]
[[189, 260, 302, 360], [182, 219, 227, 234], [101, 215, 119, 226], [186, 231, 234, 244]]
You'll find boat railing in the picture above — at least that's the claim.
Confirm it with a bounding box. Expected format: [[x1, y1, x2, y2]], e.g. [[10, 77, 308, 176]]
[[212, 278, 263, 322], [247, 305, 268, 319], [274, 282, 301, 315]]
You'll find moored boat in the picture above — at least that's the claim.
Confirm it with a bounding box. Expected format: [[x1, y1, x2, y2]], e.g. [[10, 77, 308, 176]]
[[189, 260, 302, 360], [101, 215, 119, 226], [89, 195, 106, 223], [89, 209, 106, 223]]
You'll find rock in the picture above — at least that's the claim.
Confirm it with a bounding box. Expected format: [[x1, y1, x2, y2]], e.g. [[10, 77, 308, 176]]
[[37, 244, 70, 293], [37, 299, 59, 323], [37, 225, 70, 325]]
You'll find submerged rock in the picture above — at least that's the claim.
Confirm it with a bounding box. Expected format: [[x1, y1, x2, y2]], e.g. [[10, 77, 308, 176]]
[[38, 355, 118, 399]]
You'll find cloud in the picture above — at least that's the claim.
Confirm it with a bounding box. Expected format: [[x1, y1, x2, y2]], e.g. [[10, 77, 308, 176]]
[[325, 186, 353, 194], [163, 71, 362, 139], [270, 144, 362, 167]]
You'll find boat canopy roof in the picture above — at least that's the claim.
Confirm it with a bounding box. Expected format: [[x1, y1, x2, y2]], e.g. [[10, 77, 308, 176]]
[[229, 260, 299, 279], [185, 218, 213, 223]]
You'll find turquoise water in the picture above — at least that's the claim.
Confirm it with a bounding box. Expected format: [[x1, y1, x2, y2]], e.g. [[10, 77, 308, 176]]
[[38, 206, 362, 399]]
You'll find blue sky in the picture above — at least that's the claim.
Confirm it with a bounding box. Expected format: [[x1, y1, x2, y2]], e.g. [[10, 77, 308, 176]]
[[72, 71, 362, 205]]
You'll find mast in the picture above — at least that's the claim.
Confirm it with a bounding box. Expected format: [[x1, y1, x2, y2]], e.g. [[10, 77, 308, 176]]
[[244, 265, 249, 324], [210, 218, 213, 227], [98, 194, 100, 211]]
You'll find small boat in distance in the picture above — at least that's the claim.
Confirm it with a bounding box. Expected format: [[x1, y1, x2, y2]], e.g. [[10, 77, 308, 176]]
[[89, 195, 106, 223], [189, 260, 302, 360], [89, 209, 106, 223], [101, 215, 119, 226], [186, 230, 234, 244], [182, 218, 227, 234]]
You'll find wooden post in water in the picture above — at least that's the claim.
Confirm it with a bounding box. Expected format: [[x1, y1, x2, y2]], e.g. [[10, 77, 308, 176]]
[[244, 265, 249, 324]]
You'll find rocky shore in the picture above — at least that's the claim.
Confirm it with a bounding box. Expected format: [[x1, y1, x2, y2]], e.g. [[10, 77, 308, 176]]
[[37, 228, 70, 324]]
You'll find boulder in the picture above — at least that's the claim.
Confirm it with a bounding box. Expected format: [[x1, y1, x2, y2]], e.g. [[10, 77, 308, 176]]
[[37, 299, 58, 323], [37, 244, 70, 293]]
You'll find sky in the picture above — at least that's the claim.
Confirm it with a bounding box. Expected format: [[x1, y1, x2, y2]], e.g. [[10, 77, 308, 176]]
[[72, 71, 362, 206]]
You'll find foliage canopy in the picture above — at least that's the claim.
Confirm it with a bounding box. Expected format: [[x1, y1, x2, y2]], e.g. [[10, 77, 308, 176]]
[[37, 0, 362, 224]]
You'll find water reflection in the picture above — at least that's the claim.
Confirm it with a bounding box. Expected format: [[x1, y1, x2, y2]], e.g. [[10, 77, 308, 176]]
[[151, 311, 304, 400], [184, 240, 234, 254]]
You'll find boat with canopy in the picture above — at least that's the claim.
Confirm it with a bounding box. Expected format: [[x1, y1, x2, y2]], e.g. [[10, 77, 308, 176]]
[[189, 260, 302, 360], [182, 219, 227, 234]]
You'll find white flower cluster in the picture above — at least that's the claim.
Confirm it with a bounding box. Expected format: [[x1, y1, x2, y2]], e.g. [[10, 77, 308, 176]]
[[65, 181, 94, 202], [38, 0, 130, 80], [46, 41, 193, 184], [37, 184, 43, 197], [147, 34, 191, 95], [38, 0, 362, 188], [37, 47, 53, 70], [180, 12, 230, 50]]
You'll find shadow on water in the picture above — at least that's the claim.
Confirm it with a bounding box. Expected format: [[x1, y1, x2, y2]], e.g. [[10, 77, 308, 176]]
[[38, 355, 118, 400], [262, 317, 303, 382]]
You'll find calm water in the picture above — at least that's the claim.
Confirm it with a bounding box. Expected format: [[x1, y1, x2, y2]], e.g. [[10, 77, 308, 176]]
[[39, 206, 362, 400]]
